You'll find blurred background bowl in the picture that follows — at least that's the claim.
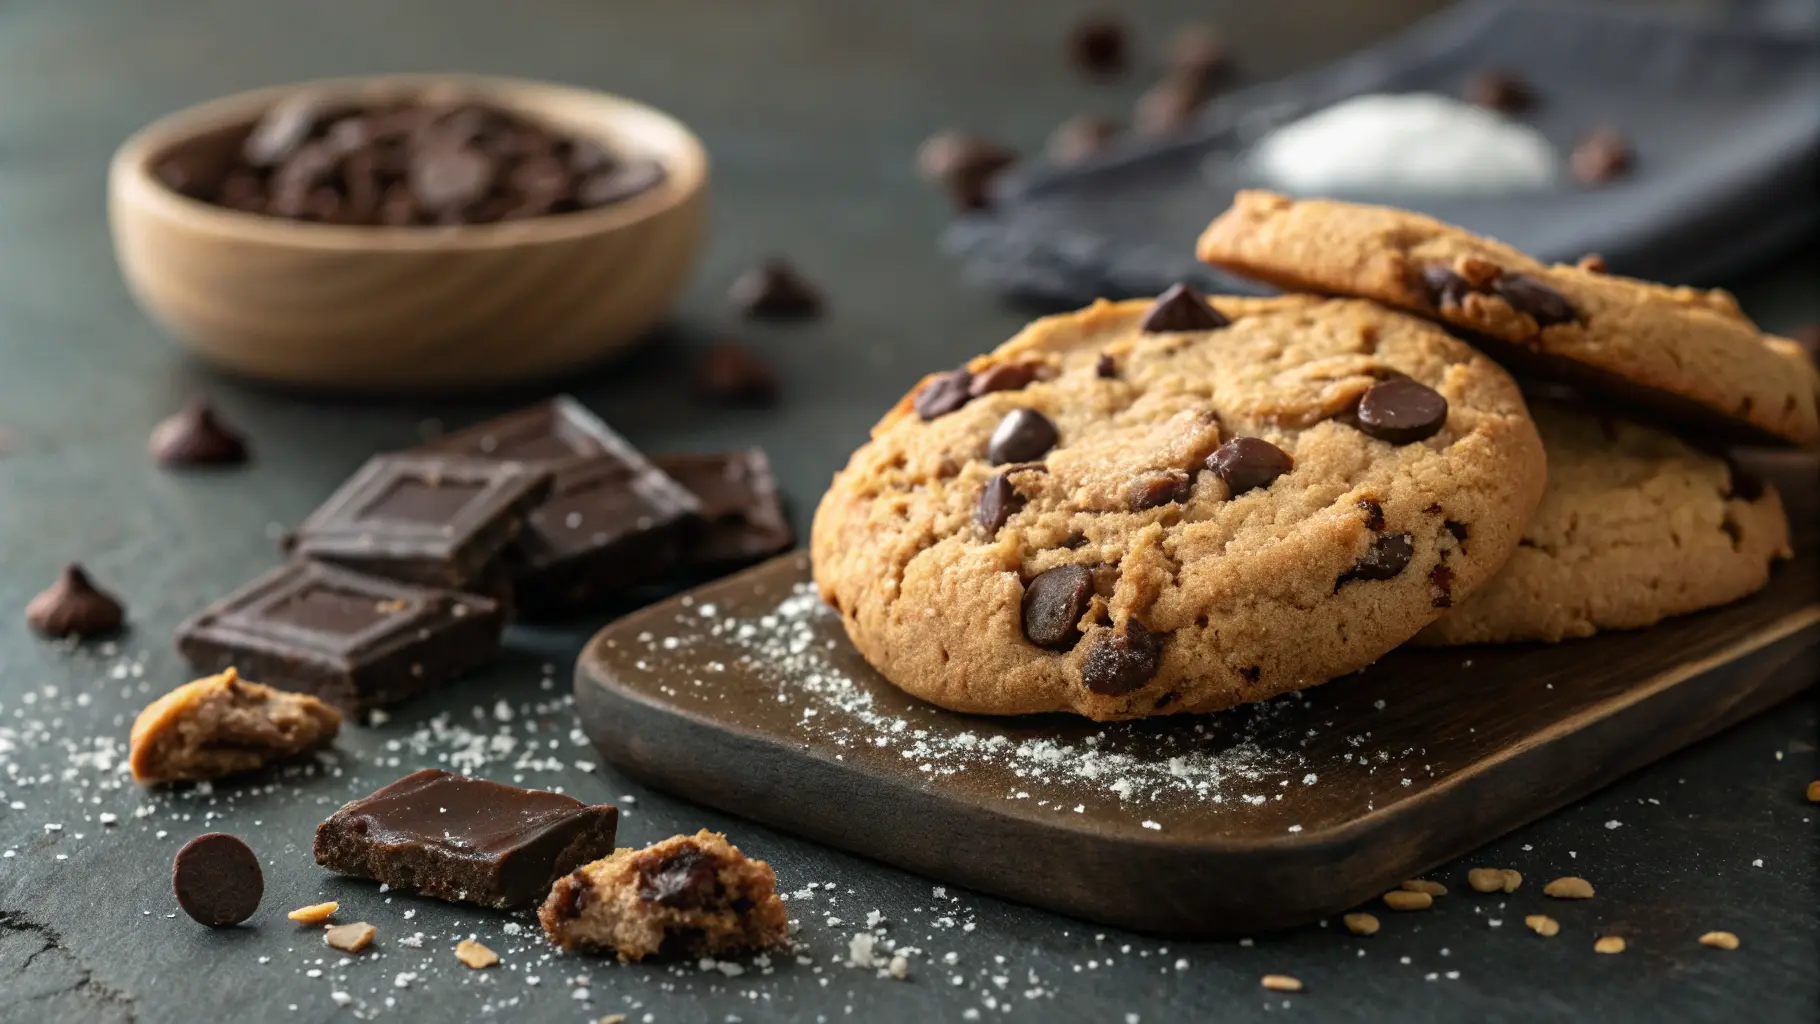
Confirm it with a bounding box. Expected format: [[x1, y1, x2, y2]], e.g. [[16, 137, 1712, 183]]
[[108, 73, 708, 393]]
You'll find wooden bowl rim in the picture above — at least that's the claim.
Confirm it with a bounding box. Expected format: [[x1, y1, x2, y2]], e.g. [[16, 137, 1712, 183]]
[[109, 72, 708, 252]]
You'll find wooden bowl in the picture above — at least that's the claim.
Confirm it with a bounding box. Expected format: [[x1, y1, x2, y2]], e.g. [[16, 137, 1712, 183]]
[[108, 74, 708, 392]]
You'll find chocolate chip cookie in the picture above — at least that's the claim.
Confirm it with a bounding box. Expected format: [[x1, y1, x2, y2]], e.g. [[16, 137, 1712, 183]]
[[1418, 401, 1791, 645], [811, 291, 1547, 720], [1197, 191, 1820, 447]]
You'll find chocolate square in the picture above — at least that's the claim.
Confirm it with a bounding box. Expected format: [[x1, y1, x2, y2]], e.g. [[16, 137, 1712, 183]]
[[653, 449, 794, 572], [314, 768, 619, 909], [417, 395, 638, 477], [176, 561, 504, 713], [291, 454, 552, 589]]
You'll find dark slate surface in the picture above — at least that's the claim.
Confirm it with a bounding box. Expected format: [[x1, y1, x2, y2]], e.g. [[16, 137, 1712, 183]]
[[0, 2, 1814, 1022]]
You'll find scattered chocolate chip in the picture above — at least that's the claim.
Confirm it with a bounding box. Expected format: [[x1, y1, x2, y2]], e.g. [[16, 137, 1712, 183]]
[[969, 362, 1040, 397], [1095, 353, 1118, 378], [1463, 69, 1534, 113], [1355, 378, 1449, 444], [25, 564, 126, 639], [1069, 16, 1128, 77], [1139, 283, 1228, 333], [1047, 114, 1120, 166], [692, 343, 780, 406], [1129, 470, 1192, 510], [1340, 533, 1415, 587], [976, 473, 1024, 534], [1492, 273, 1577, 327], [728, 259, 824, 319], [916, 131, 1017, 211], [172, 832, 264, 927], [1133, 77, 1206, 137], [1429, 564, 1455, 608], [1169, 25, 1233, 93], [1208, 437, 1294, 496], [1572, 126, 1633, 185], [1021, 564, 1094, 650], [914, 369, 974, 421], [148, 400, 249, 467], [1081, 620, 1166, 695], [638, 846, 717, 908], [1419, 265, 1473, 309], [1357, 499, 1386, 532], [987, 409, 1060, 465]]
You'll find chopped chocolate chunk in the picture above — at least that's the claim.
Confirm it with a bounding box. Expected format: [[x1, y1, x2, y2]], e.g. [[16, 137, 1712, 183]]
[[291, 454, 552, 590], [176, 560, 504, 714], [1095, 353, 1118, 378], [968, 362, 1040, 397], [654, 449, 794, 573], [1081, 621, 1166, 695], [25, 563, 125, 639], [1492, 273, 1577, 327], [727, 258, 824, 319], [914, 369, 975, 420], [1021, 564, 1094, 650], [1572, 126, 1633, 185], [173, 832, 263, 927], [1139, 283, 1229, 333], [129, 668, 341, 784], [1419, 264, 1472, 309], [1129, 469, 1191, 510], [693, 342, 780, 406], [416, 395, 654, 478], [1047, 114, 1120, 166], [638, 847, 718, 908], [1355, 378, 1449, 444], [975, 473, 1024, 535], [1463, 69, 1534, 113], [1339, 533, 1415, 587], [1069, 15, 1128, 77], [315, 768, 618, 909], [1429, 563, 1455, 608], [988, 408, 1060, 465], [148, 400, 250, 467], [1208, 437, 1294, 495], [916, 131, 1017, 211]]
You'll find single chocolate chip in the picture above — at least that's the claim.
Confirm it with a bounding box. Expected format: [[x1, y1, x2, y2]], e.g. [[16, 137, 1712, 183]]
[[1463, 69, 1534, 113], [1572, 126, 1632, 185], [1239, 665, 1261, 683], [1723, 459, 1765, 502], [1492, 273, 1577, 327], [410, 145, 494, 212], [1058, 532, 1090, 549], [1129, 469, 1192, 510], [1133, 77, 1206, 137], [1095, 353, 1118, 378], [1047, 114, 1120, 167], [1153, 691, 1178, 710], [1429, 563, 1455, 608], [1081, 620, 1166, 695], [244, 94, 326, 168], [914, 369, 974, 421], [1445, 520, 1470, 544], [25, 564, 126, 639], [976, 473, 1024, 535], [1021, 564, 1094, 650], [916, 131, 1016, 211], [1208, 437, 1293, 496], [576, 159, 667, 207], [692, 343, 780, 406], [172, 832, 264, 927], [1139, 283, 1229, 333], [556, 871, 589, 919], [1357, 499, 1386, 532], [638, 846, 717, 908], [1340, 533, 1415, 586], [969, 362, 1040, 397], [1169, 26, 1232, 93], [988, 409, 1060, 465], [148, 400, 249, 467], [728, 258, 823, 319], [1419, 265, 1473, 309], [1069, 16, 1128, 77], [1355, 378, 1449, 444]]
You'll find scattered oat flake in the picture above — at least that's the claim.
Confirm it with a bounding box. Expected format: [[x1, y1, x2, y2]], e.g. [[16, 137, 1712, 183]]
[[324, 922, 376, 953], [287, 902, 339, 925], [1342, 913, 1379, 936], [456, 939, 499, 969], [1699, 931, 1740, 950], [1525, 915, 1560, 937], [1544, 876, 1594, 899], [1383, 890, 1432, 912], [1593, 936, 1625, 954], [1261, 974, 1303, 993]]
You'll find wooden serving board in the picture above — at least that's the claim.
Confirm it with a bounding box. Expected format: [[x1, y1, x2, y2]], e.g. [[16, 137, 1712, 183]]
[[575, 455, 1819, 937]]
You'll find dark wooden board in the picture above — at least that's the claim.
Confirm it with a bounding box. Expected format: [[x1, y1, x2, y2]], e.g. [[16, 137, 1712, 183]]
[[576, 456, 1820, 937]]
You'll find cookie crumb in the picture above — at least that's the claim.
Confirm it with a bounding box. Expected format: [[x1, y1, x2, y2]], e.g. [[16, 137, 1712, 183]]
[[1698, 931, 1740, 951], [1342, 913, 1379, 936], [1401, 879, 1447, 897], [1544, 876, 1594, 899], [1593, 936, 1626, 955], [1500, 869, 1523, 892], [456, 938, 499, 968], [1466, 868, 1506, 893], [287, 901, 338, 925], [1383, 890, 1432, 912], [1806, 780, 1819, 803], [1525, 915, 1560, 937], [324, 922, 376, 953], [1261, 974, 1303, 993]]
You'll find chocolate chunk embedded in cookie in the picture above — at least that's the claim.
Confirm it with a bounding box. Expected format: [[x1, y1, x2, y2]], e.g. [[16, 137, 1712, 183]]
[[812, 295, 1546, 720]]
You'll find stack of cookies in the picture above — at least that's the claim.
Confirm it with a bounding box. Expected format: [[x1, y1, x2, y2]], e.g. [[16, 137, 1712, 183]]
[[811, 191, 1817, 721]]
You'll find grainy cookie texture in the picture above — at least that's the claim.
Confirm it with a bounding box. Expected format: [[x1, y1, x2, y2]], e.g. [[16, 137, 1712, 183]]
[[1420, 401, 1791, 645], [811, 293, 1546, 720], [130, 668, 340, 783], [1197, 190, 1820, 447]]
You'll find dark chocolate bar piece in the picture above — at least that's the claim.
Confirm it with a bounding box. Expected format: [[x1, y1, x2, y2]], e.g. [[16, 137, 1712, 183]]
[[652, 449, 794, 572], [291, 454, 551, 589], [176, 561, 504, 714], [314, 768, 619, 909], [418, 395, 651, 478]]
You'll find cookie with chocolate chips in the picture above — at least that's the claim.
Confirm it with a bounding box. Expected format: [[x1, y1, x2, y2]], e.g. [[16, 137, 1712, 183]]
[[811, 294, 1546, 720], [1197, 191, 1820, 447], [1418, 401, 1792, 645]]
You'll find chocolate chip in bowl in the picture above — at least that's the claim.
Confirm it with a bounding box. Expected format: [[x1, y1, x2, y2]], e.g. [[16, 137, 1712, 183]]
[[109, 74, 707, 391]]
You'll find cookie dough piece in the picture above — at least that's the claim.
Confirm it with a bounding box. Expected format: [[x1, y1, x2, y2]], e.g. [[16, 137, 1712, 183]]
[[811, 292, 1546, 721], [539, 830, 789, 962], [1196, 191, 1820, 447], [1418, 402, 1792, 645], [130, 668, 340, 783]]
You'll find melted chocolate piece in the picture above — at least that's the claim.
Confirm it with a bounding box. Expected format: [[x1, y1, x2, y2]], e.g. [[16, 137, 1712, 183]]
[[915, 369, 975, 420], [654, 449, 794, 574], [148, 400, 250, 467], [988, 409, 1060, 465], [1081, 621, 1166, 695], [1138, 283, 1229, 333], [25, 563, 126, 639], [1355, 378, 1449, 445], [1338, 533, 1415, 588], [1492, 273, 1577, 327], [969, 362, 1040, 397], [1129, 469, 1191, 510], [314, 768, 618, 909], [173, 832, 264, 927], [1021, 564, 1094, 650], [976, 473, 1024, 534], [1208, 437, 1293, 495], [638, 846, 718, 908], [728, 259, 824, 319]]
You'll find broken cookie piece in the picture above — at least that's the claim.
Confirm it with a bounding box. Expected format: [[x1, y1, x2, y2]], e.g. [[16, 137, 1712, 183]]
[[538, 830, 789, 962], [130, 668, 341, 783]]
